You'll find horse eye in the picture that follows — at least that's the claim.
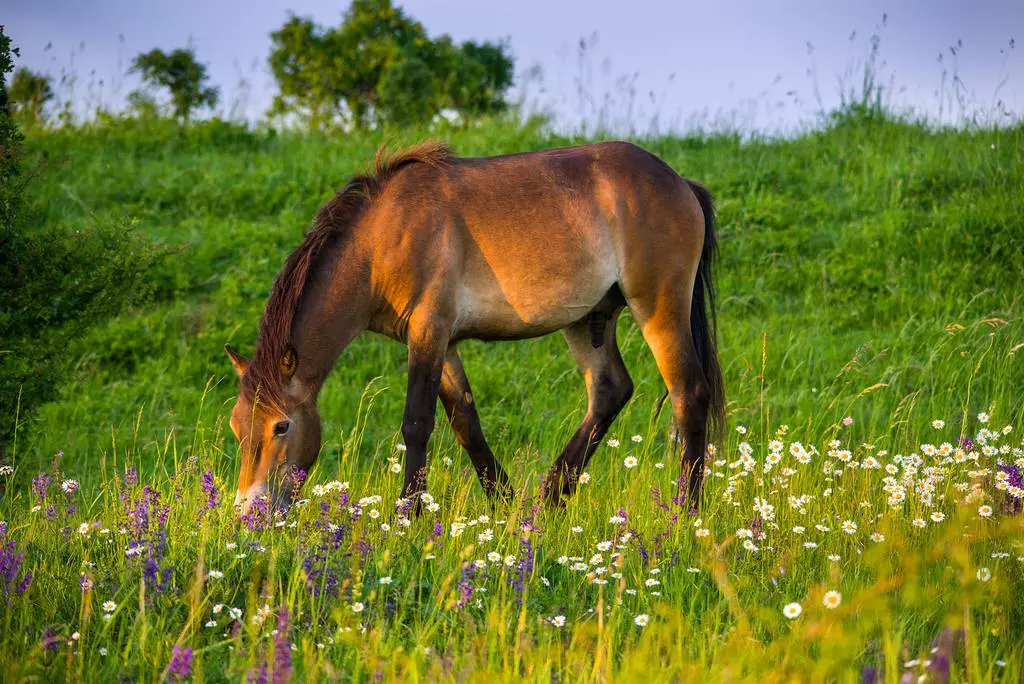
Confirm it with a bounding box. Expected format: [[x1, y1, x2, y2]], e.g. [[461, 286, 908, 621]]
[[273, 420, 291, 437]]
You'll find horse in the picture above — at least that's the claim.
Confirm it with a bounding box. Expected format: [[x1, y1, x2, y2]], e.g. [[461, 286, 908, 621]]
[[225, 140, 725, 516]]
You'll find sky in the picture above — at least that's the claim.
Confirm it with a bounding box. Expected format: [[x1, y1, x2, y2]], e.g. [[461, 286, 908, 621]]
[[5, 0, 1023, 133]]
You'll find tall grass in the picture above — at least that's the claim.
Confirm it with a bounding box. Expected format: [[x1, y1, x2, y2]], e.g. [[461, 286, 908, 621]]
[[3, 60, 1024, 679]]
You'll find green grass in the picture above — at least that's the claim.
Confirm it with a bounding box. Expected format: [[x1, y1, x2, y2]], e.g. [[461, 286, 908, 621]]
[[2, 112, 1023, 680]]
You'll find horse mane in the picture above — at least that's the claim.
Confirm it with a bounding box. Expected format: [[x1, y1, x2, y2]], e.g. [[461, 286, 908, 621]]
[[242, 140, 453, 408]]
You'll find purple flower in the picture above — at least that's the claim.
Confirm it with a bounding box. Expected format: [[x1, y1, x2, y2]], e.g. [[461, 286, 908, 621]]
[[273, 609, 293, 683], [124, 486, 172, 594], [247, 663, 268, 684], [455, 563, 477, 611], [42, 627, 60, 652], [0, 524, 33, 601], [241, 495, 272, 532], [199, 469, 220, 518], [168, 644, 194, 680], [31, 473, 51, 502]]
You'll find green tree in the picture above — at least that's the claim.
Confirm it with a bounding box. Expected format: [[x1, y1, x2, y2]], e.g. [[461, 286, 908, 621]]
[[7, 67, 53, 126], [130, 47, 219, 121], [268, 0, 514, 128]]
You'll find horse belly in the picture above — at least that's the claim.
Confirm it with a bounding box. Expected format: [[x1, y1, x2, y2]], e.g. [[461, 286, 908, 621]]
[[454, 248, 618, 341]]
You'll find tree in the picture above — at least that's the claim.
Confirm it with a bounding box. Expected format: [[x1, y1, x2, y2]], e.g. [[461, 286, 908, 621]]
[[8, 67, 53, 126], [268, 0, 514, 128], [130, 47, 218, 121]]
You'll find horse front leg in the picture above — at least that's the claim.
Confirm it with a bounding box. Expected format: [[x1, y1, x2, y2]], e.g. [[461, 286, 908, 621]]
[[400, 319, 450, 513]]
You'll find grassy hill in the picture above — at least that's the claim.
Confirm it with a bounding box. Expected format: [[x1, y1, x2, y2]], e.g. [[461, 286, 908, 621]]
[[17, 114, 1024, 476], [2, 113, 1023, 680]]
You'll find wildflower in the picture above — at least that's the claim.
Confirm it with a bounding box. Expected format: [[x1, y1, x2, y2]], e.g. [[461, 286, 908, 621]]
[[912, 518, 927, 528], [208, 570, 223, 579], [695, 528, 710, 538], [736, 425, 747, 435], [389, 462, 401, 474], [634, 614, 649, 627], [607, 438, 620, 448], [827, 554, 841, 561], [842, 416, 853, 426], [870, 532, 885, 543], [822, 591, 842, 609], [251, 604, 271, 626], [200, 469, 220, 515], [930, 512, 945, 522], [61, 480, 79, 495], [623, 456, 638, 468], [645, 578, 661, 587], [213, 604, 224, 614], [78, 523, 90, 536], [654, 462, 665, 469], [578, 472, 591, 484], [742, 540, 758, 552], [932, 420, 945, 429], [378, 576, 393, 585], [551, 615, 566, 627], [205, 620, 216, 628], [596, 541, 612, 552], [976, 567, 992, 582], [351, 602, 364, 613], [571, 526, 583, 533], [978, 412, 990, 424], [102, 601, 117, 612], [783, 602, 802, 619], [978, 505, 993, 518], [609, 514, 626, 524], [228, 607, 243, 620], [0, 466, 11, 476], [99, 647, 107, 656], [841, 520, 857, 534], [168, 645, 194, 680]]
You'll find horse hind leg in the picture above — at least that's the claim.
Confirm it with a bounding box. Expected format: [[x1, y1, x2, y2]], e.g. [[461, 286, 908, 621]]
[[543, 309, 633, 507], [631, 299, 712, 511]]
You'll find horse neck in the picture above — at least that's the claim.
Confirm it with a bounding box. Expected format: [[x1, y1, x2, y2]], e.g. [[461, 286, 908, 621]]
[[290, 239, 369, 397]]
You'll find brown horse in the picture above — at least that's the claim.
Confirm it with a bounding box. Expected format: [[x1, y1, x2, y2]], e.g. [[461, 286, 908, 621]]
[[225, 140, 724, 516]]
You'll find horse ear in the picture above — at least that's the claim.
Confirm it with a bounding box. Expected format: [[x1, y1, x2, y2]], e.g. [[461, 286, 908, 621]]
[[225, 343, 249, 376], [279, 346, 298, 379]]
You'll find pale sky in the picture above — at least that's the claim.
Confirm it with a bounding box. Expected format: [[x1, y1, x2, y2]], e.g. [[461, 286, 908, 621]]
[[6, 0, 1023, 133]]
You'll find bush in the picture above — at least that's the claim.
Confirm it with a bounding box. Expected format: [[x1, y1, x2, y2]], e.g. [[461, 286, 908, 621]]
[[0, 28, 159, 457]]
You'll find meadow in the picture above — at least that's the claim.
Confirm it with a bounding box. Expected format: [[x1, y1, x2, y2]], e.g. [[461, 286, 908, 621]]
[[1, 109, 1023, 681]]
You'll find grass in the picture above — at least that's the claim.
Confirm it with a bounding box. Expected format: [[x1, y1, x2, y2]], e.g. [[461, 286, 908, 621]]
[[1, 110, 1023, 680]]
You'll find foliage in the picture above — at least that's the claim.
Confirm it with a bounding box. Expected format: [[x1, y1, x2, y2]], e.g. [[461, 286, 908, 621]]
[[130, 47, 219, 122], [268, 0, 514, 128], [0, 31, 160, 457], [7, 67, 53, 127]]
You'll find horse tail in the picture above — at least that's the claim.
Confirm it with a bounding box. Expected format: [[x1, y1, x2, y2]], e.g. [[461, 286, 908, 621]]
[[686, 180, 726, 444]]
